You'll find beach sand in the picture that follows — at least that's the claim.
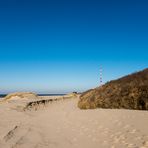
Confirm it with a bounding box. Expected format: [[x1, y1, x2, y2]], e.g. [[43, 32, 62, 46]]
[[0, 96, 148, 148]]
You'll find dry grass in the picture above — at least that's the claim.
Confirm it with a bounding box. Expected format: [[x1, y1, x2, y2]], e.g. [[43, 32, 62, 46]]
[[3, 92, 38, 101], [78, 68, 148, 110]]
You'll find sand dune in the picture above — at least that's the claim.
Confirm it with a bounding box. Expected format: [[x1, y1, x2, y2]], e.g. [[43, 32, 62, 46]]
[[78, 68, 148, 110], [0, 96, 148, 148]]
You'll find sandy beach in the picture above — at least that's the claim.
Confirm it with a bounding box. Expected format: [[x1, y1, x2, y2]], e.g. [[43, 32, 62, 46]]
[[0, 95, 148, 148]]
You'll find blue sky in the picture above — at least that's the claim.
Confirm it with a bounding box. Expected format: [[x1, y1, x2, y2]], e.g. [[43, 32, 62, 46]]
[[0, 0, 148, 93]]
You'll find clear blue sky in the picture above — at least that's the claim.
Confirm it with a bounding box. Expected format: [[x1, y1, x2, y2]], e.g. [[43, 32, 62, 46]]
[[0, 0, 148, 94]]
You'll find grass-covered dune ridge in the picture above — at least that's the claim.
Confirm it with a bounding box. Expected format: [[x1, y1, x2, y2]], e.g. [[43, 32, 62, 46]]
[[78, 68, 148, 110]]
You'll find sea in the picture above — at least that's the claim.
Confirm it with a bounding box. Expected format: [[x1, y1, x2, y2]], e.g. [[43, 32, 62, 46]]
[[0, 94, 65, 98]]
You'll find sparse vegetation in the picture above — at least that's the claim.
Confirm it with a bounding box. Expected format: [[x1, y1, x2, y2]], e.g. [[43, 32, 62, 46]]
[[4, 92, 38, 101]]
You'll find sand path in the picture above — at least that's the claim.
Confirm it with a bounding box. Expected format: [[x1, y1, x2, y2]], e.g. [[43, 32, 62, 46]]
[[0, 97, 148, 148]]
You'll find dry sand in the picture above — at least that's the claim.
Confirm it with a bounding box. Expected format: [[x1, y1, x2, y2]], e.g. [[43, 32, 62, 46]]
[[0, 96, 148, 148]]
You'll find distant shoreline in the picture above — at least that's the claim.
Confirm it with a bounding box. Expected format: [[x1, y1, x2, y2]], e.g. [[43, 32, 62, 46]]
[[0, 94, 66, 98]]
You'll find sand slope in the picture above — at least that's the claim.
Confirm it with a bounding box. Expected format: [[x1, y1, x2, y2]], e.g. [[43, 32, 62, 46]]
[[0, 96, 148, 148]]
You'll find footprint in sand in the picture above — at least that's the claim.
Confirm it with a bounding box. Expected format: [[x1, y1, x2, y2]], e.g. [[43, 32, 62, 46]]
[[93, 121, 98, 125], [123, 125, 131, 129], [142, 135, 148, 140], [80, 126, 85, 129], [83, 127, 89, 132], [115, 131, 122, 136], [71, 128, 75, 132], [121, 140, 127, 145], [116, 121, 122, 126], [135, 136, 142, 140], [103, 130, 109, 134], [110, 134, 114, 138], [142, 141, 148, 147], [102, 140, 108, 145], [87, 134, 92, 138], [55, 128, 61, 133], [91, 129, 96, 134], [113, 120, 119, 124], [110, 146, 116, 148], [127, 143, 136, 148], [71, 137, 78, 143], [112, 134, 126, 144], [98, 125, 103, 129], [118, 135, 126, 140], [92, 137, 97, 142], [79, 131, 84, 136], [129, 129, 137, 134], [113, 136, 120, 143]]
